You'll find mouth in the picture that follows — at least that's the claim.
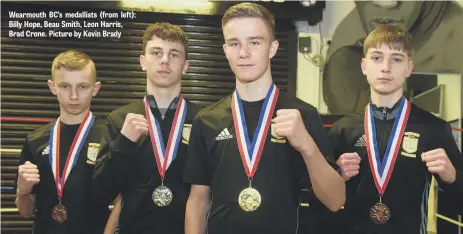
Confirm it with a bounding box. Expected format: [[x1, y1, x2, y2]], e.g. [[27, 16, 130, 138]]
[[157, 70, 171, 75], [69, 104, 81, 108], [238, 64, 254, 68], [378, 77, 393, 82]]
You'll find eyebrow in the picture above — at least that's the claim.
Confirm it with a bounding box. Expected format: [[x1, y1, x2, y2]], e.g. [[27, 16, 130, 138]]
[[225, 38, 239, 43], [58, 82, 91, 85], [147, 46, 184, 55], [226, 36, 265, 43], [248, 36, 264, 40], [370, 51, 406, 58]]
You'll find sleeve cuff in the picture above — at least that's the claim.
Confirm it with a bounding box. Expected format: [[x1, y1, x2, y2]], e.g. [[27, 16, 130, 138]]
[[113, 134, 138, 156], [452, 170, 463, 194], [440, 170, 463, 195]]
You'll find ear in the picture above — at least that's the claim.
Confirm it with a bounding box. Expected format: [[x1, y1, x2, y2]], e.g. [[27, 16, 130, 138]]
[[269, 40, 279, 59], [182, 60, 190, 75], [361, 58, 368, 76], [405, 60, 414, 78], [222, 43, 229, 59], [47, 80, 57, 95], [92, 81, 101, 96], [140, 54, 146, 71]]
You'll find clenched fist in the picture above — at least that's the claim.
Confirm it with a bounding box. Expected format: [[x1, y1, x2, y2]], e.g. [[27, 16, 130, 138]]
[[17, 161, 40, 196], [422, 148, 456, 184], [121, 113, 149, 142], [336, 152, 361, 181], [272, 109, 314, 155]]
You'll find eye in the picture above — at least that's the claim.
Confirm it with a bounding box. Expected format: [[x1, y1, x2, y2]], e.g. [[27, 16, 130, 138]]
[[170, 53, 179, 58], [152, 51, 162, 57], [229, 42, 239, 47], [250, 41, 260, 46], [371, 56, 382, 62], [393, 57, 403, 63]]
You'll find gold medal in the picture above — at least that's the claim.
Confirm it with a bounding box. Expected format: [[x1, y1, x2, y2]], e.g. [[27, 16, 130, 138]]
[[52, 203, 67, 223], [231, 85, 279, 212], [152, 185, 173, 206], [238, 186, 261, 211], [370, 202, 391, 224]]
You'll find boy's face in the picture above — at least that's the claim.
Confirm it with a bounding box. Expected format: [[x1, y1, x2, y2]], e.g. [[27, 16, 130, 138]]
[[48, 64, 100, 116], [222, 17, 278, 83], [140, 35, 189, 88], [361, 43, 414, 96]]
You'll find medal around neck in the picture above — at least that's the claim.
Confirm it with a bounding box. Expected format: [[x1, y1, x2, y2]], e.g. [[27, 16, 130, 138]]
[[49, 112, 94, 223], [364, 97, 410, 224], [370, 201, 391, 224], [152, 184, 173, 206], [231, 84, 279, 212], [52, 202, 68, 223], [238, 182, 262, 211], [144, 96, 187, 206]]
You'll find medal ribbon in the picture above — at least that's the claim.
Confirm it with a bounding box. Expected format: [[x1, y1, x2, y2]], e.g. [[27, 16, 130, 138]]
[[49, 111, 94, 197], [144, 96, 187, 178], [232, 84, 279, 178], [365, 97, 410, 195]]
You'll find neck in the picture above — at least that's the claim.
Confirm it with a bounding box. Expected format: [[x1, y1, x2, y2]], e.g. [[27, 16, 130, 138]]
[[370, 88, 403, 108], [60, 109, 89, 125], [146, 81, 181, 108], [235, 70, 273, 102]]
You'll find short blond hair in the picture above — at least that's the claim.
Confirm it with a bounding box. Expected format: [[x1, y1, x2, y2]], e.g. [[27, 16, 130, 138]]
[[363, 25, 413, 58], [222, 2, 275, 41], [51, 50, 96, 81]]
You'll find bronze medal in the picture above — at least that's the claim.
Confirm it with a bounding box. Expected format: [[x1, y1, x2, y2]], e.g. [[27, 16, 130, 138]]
[[152, 185, 173, 206], [370, 202, 391, 224], [52, 203, 67, 223], [238, 187, 262, 212]]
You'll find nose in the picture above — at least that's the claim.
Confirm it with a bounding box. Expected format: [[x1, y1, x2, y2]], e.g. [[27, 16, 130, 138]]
[[160, 53, 170, 66], [239, 44, 251, 59], [70, 86, 78, 100], [381, 59, 392, 74]]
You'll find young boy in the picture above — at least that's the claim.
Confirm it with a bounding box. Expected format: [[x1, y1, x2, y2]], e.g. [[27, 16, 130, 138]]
[[15, 50, 110, 234], [184, 3, 345, 234], [92, 22, 202, 234], [330, 25, 463, 233]]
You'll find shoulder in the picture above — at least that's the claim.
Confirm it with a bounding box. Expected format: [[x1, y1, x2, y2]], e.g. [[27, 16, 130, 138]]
[[330, 111, 363, 133], [24, 120, 55, 154], [194, 95, 232, 124], [184, 98, 204, 117], [106, 101, 143, 126], [27, 121, 54, 143], [277, 92, 323, 125], [410, 103, 449, 128]]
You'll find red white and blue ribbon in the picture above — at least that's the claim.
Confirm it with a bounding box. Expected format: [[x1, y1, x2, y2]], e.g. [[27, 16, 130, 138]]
[[49, 111, 94, 197], [144, 96, 187, 178], [232, 84, 279, 178], [364, 97, 410, 195]]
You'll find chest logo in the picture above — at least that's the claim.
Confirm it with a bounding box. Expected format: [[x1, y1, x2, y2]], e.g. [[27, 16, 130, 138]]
[[86, 143, 100, 164], [401, 132, 420, 158], [182, 124, 192, 144], [216, 128, 233, 141], [42, 145, 49, 155], [355, 134, 366, 147]]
